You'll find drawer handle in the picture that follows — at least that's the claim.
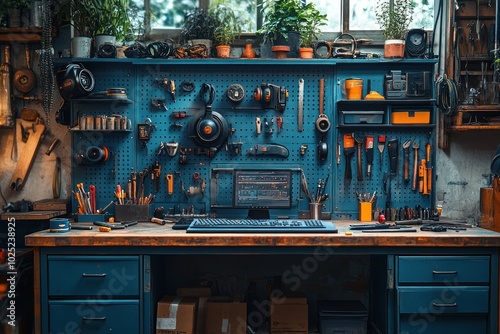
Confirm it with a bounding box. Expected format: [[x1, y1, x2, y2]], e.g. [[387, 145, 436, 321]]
[[82, 316, 106, 321], [432, 270, 457, 275], [432, 302, 457, 308], [81, 273, 107, 277]]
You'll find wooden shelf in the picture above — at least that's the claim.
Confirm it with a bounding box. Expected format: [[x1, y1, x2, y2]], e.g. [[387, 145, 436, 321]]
[[0, 27, 42, 43], [449, 125, 500, 131], [1, 210, 66, 221]]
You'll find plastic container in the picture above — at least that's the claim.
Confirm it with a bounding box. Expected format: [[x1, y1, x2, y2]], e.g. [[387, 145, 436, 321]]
[[318, 300, 368, 334]]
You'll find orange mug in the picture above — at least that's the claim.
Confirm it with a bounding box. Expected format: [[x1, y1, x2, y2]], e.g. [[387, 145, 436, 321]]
[[345, 78, 363, 100]]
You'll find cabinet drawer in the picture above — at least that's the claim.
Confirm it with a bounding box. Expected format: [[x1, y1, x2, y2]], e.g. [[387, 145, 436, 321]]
[[49, 300, 139, 333], [398, 286, 489, 314], [399, 314, 487, 334], [48, 255, 140, 297], [398, 256, 490, 284]]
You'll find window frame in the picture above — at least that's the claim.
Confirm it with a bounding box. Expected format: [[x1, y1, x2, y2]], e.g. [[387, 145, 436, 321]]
[[144, 0, 433, 45]]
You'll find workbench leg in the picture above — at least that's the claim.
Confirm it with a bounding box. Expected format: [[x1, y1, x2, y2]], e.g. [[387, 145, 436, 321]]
[[33, 247, 41, 334]]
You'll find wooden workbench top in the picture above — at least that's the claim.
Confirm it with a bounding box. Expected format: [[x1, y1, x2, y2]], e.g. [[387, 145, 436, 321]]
[[24, 221, 500, 248]]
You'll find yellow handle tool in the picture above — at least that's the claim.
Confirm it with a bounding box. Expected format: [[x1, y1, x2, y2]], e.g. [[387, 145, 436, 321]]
[[166, 174, 174, 195]]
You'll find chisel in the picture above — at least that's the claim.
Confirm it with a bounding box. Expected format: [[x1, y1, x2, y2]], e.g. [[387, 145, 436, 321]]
[[377, 135, 386, 171]]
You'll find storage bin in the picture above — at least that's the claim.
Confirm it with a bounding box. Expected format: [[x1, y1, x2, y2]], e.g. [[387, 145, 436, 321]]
[[115, 204, 150, 221], [391, 109, 430, 124], [340, 110, 384, 124], [318, 300, 368, 334]]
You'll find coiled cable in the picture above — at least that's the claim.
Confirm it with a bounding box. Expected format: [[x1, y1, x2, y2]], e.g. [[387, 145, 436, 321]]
[[147, 39, 175, 58], [435, 74, 459, 116]]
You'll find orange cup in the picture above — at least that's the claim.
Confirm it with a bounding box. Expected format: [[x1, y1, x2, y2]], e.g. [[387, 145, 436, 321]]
[[345, 78, 363, 100]]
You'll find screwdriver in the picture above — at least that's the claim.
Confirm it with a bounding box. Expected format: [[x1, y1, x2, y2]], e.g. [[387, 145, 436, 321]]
[[365, 135, 374, 178]]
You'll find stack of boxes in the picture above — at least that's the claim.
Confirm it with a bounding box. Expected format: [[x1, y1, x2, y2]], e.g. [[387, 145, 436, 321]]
[[156, 289, 366, 333]]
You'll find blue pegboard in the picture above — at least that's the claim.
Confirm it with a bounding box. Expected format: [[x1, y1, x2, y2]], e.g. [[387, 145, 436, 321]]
[[67, 59, 436, 220]]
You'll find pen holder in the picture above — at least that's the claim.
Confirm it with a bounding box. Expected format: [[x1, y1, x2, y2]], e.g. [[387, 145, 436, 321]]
[[115, 204, 150, 222], [358, 202, 372, 222], [309, 203, 322, 220]]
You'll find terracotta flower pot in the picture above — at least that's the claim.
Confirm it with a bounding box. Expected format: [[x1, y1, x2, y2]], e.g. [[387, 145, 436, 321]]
[[384, 39, 405, 58], [299, 47, 314, 59], [272, 45, 290, 59], [216, 45, 231, 58]]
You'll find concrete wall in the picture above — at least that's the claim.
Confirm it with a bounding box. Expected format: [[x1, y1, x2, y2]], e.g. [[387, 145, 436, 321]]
[[435, 131, 498, 223]]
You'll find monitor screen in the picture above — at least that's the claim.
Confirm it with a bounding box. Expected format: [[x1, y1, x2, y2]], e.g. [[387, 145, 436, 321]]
[[233, 169, 292, 210]]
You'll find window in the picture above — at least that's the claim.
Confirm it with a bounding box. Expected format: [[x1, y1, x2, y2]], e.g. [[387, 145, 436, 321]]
[[135, 0, 434, 41]]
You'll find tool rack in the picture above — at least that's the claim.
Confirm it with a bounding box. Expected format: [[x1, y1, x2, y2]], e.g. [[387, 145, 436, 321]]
[[56, 57, 437, 221], [447, 0, 500, 131]]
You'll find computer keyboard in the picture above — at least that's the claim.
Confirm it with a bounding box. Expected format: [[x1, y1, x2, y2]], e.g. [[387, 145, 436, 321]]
[[186, 218, 338, 233]]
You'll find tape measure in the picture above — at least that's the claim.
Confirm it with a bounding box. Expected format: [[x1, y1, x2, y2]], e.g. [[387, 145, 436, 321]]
[[50, 218, 69, 233]]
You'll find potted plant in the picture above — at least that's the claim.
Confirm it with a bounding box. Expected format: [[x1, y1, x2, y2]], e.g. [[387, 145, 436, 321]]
[[1, 0, 31, 27], [375, 0, 414, 58], [298, 3, 327, 59], [179, 8, 218, 56], [257, 0, 305, 58], [209, 0, 243, 58], [89, 0, 132, 53], [57, 0, 94, 57]]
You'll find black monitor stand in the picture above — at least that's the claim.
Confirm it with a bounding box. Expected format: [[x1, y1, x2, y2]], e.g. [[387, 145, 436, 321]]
[[246, 209, 270, 220]]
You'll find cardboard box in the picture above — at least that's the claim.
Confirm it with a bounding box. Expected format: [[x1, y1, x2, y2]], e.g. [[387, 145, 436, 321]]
[[205, 300, 247, 334], [177, 287, 212, 334], [156, 295, 198, 334], [271, 294, 308, 333]]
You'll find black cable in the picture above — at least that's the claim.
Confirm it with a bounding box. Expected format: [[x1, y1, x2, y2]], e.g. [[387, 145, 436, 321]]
[[436, 75, 459, 116]]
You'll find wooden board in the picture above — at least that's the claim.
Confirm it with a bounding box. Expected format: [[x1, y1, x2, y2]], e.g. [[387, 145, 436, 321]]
[[33, 199, 69, 211], [9, 122, 45, 191], [1, 210, 65, 221]]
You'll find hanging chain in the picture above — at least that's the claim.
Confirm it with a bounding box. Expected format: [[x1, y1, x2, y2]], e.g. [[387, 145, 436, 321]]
[[40, 0, 54, 126]]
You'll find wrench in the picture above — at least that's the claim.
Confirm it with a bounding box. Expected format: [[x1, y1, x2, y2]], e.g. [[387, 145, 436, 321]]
[[412, 140, 420, 191]]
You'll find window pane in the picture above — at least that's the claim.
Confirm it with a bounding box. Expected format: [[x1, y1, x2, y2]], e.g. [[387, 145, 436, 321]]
[[349, 0, 434, 32], [150, 0, 197, 28], [309, 0, 341, 32], [209, 0, 257, 32]]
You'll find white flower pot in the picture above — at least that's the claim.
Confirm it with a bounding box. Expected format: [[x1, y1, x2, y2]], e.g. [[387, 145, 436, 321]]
[[71, 36, 92, 58]]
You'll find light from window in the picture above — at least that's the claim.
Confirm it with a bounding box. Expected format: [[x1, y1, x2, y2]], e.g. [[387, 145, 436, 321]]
[[141, 0, 433, 35]]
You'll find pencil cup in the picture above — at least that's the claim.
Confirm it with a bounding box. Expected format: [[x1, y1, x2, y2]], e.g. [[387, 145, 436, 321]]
[[358, 202, 372, 222], [309, 203, 322, 220]]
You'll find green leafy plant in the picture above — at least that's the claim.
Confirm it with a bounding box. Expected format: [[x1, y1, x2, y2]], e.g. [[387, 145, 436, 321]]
[[299, 3, 327, 48], [375, 0, 414, 40], [57, 0, 95, 37], [258, 0, 302, 43], [258, 0, 326, 45], [179, 8, 218, 43], [90, 0, 132, 41], [209, 0, 243, 46], [1, 0, 31, 11]]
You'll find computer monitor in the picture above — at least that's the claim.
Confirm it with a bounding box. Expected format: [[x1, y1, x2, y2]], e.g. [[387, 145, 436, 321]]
[[233, 169, 292, 219]]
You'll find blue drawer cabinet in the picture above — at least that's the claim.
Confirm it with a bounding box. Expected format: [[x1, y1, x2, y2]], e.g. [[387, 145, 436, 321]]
[[398, 256, 490, 284], [45, 255, 142, 333], [48, 255, 140, 297], [396, 256, 491, 334], [49, 300, 140, 333]]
